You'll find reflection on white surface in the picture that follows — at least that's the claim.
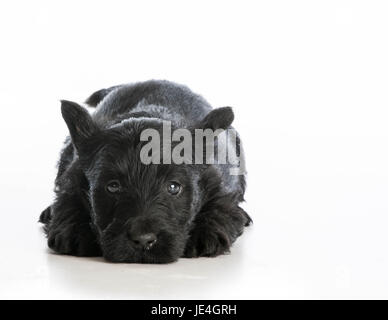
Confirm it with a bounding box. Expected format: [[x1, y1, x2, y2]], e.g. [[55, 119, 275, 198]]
[[2, 224, 254, 299], [45, 238, 247, 300], [50, 259, 221, 298]]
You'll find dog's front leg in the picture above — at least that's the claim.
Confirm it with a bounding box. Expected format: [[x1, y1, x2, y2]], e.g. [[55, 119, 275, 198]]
[[41, 193, 101, 257], [184, 196, 252, 258]]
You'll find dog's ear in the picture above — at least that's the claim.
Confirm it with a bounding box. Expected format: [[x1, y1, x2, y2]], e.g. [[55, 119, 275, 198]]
[[198, 107, 234, 130], [60, 100, 99, 152]]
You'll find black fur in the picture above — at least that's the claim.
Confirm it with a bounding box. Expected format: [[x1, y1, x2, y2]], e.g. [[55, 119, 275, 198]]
[[84, 85, 121, 107], [40, 80, 251, 263]]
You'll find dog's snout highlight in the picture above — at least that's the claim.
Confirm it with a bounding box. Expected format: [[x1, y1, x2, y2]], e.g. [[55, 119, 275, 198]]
[[130, 232, 157, 250]]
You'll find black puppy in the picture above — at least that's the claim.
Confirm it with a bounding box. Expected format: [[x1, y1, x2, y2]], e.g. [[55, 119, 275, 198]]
[[39, 80, 252, 263]]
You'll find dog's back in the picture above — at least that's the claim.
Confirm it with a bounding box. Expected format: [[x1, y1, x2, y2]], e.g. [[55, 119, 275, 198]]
[[88, 80, 212, 127]]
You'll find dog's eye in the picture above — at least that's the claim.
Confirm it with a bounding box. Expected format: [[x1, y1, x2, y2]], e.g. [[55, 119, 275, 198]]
[[106, 180, 121, 194], [167, 181, 182, 195]]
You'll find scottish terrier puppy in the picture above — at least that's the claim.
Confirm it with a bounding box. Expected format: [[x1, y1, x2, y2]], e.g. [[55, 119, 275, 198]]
[[39, 80, 252, 263]]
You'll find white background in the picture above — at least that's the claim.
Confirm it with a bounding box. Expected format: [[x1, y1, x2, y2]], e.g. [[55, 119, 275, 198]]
[[0, 0, 387, 299]]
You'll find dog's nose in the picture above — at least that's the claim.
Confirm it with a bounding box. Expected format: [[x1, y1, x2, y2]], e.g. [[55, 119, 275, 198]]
[[131, 233, 157, 250]]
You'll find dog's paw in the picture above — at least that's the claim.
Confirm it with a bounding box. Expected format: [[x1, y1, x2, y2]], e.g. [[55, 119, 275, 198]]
[[184, 227, 231, 258], [47, 223, 101, 257]]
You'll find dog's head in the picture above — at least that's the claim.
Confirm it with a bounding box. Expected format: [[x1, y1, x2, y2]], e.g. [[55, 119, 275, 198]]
[[60, 100, 234, 263]]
